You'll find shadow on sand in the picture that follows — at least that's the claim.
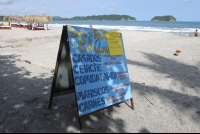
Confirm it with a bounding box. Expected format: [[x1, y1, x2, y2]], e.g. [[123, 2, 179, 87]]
[[0, 52, 200, 133]]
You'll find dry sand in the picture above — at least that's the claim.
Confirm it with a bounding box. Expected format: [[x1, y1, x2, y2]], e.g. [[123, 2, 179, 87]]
[[0, 27, 200, 133]]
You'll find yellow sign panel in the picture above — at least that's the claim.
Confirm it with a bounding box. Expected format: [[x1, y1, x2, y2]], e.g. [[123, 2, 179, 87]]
[[106, 31, 124, 56]]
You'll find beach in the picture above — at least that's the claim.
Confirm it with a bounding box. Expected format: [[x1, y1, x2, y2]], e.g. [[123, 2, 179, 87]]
[[0, 27, 200, 133]]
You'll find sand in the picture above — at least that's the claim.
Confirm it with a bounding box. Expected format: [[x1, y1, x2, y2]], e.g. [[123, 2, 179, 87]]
[[0, 27, 200, 133]]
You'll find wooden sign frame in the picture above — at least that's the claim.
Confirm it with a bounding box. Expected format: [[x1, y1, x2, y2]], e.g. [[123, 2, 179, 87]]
[[48, 25, 134, 133]]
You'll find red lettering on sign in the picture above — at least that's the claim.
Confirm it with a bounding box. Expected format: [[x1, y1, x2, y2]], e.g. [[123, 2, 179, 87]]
[[111, 56, 116, 60], [104, 62, 113, 65], [120, 83, 130, 87], [103, 55, 111, 57], [106, 96, 114, 101], [117, 71, 128, 74], [114, 62, 122, 64], [116, 92, 126, 98], [110, 86, 119, 90], [116, 88, 124, 91]]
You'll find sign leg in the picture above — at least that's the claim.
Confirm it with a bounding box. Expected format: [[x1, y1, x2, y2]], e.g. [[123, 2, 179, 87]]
[[48, 92, 53, 109], [78, 116, 84, 133], [130, 98, 134, 110], [74, 91, 84, 132]]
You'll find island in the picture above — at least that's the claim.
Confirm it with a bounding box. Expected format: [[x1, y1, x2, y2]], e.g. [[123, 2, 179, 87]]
[[151, 15, 176, 21], [52, 14, 136, 21]]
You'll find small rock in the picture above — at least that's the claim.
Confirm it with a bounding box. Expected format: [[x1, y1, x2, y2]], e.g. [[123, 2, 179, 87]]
[[174, 53, 179, 56]]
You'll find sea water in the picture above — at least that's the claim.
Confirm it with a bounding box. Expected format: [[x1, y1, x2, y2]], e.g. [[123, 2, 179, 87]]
[[1, 20, 199, 36], [49, 20, 200, 36]]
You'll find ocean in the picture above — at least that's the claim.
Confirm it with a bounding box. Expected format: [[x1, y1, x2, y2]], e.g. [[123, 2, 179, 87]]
[[1, 20, 199, 36], [49, 20, 200, 36]]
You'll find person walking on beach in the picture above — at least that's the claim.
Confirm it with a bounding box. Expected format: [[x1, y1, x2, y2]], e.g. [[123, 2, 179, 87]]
[[194, 30, 199, 37], [89, 25, 93, 29]]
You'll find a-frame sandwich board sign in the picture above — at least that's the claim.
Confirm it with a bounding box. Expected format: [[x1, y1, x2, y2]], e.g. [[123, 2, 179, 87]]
[[49, 25, 134, 132], [48, 26, 75, 110]]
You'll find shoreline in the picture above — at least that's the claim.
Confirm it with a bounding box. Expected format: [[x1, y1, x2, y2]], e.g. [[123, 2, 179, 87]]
[[1, 21, 199, 37]]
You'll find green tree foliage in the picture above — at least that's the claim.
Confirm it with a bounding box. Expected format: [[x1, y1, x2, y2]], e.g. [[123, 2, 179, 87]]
[[151, 15, 176, 21], [53, 14, 136, 21], [0, 16, 4, 21]]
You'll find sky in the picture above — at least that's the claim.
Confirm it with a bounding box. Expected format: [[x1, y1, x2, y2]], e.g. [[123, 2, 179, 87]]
[[0, 0, 200, 21]]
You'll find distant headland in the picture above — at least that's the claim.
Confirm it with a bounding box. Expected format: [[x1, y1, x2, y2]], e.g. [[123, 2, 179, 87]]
[[0, 14, 178, 22], [151, 15, 176, 21], [52, 15, 137, 21]]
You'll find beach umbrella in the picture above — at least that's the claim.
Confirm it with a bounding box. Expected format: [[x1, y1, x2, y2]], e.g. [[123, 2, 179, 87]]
[[24, 15, 30, 24], [14, 15, 24, 25], [45, 15, 52, 23], [23, 14, 52, 30], [24, 15, 34, 30], [35, 15, 40, 23], [2, 16, 10, 26], [43, 15, 52, 30], [8, 16, 16, 22], [41, 15, 48, 24], [3, 16, 15, 26], [3, 16, 9, 21], [38, 15, 44, 26]]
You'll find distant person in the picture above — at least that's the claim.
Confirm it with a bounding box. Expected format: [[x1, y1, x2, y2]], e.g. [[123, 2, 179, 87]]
[[89, 25, 93, 29], [194, 30, 199, 37]]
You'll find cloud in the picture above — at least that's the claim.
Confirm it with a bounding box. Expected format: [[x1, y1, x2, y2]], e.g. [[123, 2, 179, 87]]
[[100, 5, 106, 9], [0, 6, 32, 15], [39, 1, 47, 5], [110, 8, 115, 10], [182, 0, 191, 2], [0, 0, 14, 4]]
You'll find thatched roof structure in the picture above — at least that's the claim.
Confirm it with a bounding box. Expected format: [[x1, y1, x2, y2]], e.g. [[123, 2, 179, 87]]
[[3, 15, 24, 22], [24, 15, 52, 24], [3, 16, 9, 21], [14, 15, 24, 22]]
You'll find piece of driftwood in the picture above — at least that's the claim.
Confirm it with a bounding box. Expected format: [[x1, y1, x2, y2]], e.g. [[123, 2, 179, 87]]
[[20, 60, 31, 64]]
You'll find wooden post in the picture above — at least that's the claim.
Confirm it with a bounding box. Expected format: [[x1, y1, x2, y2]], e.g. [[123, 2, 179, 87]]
[[130, 98, 134, 110]]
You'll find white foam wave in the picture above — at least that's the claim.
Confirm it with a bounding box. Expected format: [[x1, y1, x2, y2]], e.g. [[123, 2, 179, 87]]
[[48, 23, 197, 35]]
